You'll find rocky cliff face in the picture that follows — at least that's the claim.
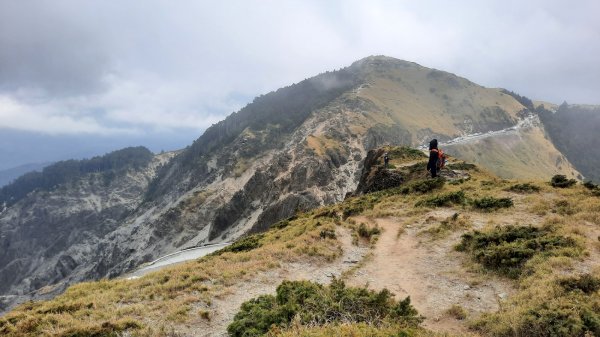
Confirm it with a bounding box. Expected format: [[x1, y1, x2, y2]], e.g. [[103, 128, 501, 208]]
[[0, 152, 174, 311], [0, 55, 580, 312]]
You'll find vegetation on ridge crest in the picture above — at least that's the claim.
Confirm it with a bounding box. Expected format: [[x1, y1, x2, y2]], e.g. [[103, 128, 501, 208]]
[[0, 146, 154, 206]]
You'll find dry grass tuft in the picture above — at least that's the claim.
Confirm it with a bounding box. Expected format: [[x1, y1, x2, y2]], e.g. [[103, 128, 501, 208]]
[[445, 304, 468, 320]]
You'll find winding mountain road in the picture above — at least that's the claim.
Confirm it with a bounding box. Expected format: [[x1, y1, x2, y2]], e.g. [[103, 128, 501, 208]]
[[124, 242, 231, 279], [418, 114, 537, 150]]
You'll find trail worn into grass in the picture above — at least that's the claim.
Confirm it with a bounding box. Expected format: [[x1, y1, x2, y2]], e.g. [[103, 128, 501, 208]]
[[346, 214, 513, 335], [180, 228, 369, 337]]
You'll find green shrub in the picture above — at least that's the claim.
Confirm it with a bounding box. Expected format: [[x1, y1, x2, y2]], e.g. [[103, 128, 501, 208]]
[[456, 225, 580, 278], [583, 181, 599, 190], [210, 234, 263, 256], [558, 274, 600, 294], [447, 162, 478, 171], [387, 147, 426, 160], [341, 194, 380, 219], [319, 228, 336, 240], [357, 223, 381, 240], [583, 182, 600, 197], [507, 183, 541, 193], [416, 191, 466, 207], [227, 279, 423, 337], [475, 298, 600, 337], [227, 294, 284, 337], [519, 303, 599, 337], [551, 175, 577, 188], [472, 197, 513, 210], [405, 178, 445, 194]]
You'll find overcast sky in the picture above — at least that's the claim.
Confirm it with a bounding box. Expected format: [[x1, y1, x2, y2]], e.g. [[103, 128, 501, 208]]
[[1, 0, 599, 140]]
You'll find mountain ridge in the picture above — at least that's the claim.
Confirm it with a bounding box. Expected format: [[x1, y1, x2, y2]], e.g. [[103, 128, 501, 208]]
[[0, 55, 585, 313], [2, 145, 598, 336]]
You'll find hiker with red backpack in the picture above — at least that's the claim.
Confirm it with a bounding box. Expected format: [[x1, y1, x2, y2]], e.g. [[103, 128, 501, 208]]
[[427, 139, 446, 178]]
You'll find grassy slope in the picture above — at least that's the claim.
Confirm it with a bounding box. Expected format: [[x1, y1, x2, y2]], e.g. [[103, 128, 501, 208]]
[[445, 125, 579, 180], [2, 147, 599, 337], [340, 56, 578, 180], [1, 214, 344, 336], [358, 66, 524, 137]]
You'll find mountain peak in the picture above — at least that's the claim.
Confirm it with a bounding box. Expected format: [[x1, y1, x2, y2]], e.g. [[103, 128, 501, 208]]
[[350, 55, 422, 71]]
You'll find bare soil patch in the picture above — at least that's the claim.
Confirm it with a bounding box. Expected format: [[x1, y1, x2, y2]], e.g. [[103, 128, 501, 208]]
[[346, 215, 514, 335]]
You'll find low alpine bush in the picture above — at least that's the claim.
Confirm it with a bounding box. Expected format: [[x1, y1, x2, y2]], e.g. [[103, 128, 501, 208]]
[[472, 197, 513, 210], [583, 181, 599, 190], [474, 295, 600, 337], [406, 177, 445, 194], [507, 183, 541, 194], [227, 279, 423, 337], [210, 234, 263, 256], [357, 223, 381, 240], [558, 274, 600, 294], [456, 225, 580, 278], [447, 162, 478, 171], [551, 175, 577, 188], [416, 191, 466, 207]]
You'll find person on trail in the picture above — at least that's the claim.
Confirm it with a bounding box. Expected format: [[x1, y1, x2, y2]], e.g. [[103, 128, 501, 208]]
[[427, 139, 439, 178], [383, 152, 389, 168]]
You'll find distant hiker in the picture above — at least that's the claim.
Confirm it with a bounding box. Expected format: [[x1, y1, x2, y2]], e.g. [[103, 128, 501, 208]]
[[383, 152, 389, 168], [427, 139, 440, 178]]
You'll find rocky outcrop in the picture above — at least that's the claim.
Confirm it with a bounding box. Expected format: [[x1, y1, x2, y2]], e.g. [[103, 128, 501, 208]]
[[357, 166, 404, 195], [355, 148, 404, 194]]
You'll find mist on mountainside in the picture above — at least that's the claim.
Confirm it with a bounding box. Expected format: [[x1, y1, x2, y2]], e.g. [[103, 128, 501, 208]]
[[0, 128, 198, 172], [538, 103, 600, 182]]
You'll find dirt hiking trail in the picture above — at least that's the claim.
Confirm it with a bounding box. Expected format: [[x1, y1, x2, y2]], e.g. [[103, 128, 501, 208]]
[[346, 215, 514, 335], [180, 228, 369, 337]]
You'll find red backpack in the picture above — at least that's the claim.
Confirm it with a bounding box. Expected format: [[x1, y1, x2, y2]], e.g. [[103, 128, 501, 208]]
[[430, 149, 446, 169]]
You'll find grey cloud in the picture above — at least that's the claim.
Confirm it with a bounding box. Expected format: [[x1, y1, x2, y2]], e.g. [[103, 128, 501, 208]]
[[0, 2, 112, 97], [0, 0, 599, 139]]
